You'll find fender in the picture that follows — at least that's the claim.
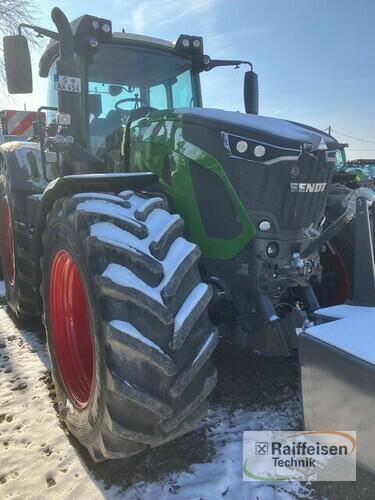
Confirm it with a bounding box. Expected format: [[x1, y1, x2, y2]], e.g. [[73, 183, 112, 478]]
[[0, 141, 49, 193], [32, 172, 158, 291]]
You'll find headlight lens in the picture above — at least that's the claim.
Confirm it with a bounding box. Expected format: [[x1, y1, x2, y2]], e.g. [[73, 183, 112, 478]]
[[236, 140, 248, 153], [258, 220, 271, 232], [254, 144, 266, 157]]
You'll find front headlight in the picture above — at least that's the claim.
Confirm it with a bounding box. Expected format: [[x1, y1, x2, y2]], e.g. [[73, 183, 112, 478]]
[[222, 132, 300, 165]]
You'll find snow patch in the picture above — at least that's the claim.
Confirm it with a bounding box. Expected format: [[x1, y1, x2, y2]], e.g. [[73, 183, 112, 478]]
[[110, 319, 165, 354], [146, 209, 176, 239], [308, 304, 375, 364], [193, 330, 216, 365], [0, 304, 118, 498], [103, 263, 163, 304], [91, 221, 146, 254], [120, 404, 306, 500], [136, 196, 164, 216], [181, 107, 335, 147], [152, 214, 180, 245], [78, 200, 143, 230], [174, 283, 209, 335], [73, 192, 125, 202], [160, 237, 196, 286], [95, 224, 196, 307], [91, 228, 143, 257]]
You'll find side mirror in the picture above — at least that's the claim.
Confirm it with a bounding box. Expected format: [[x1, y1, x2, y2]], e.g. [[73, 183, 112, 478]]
[[3, 35, 33, 94], [244, 71, 258, 115]]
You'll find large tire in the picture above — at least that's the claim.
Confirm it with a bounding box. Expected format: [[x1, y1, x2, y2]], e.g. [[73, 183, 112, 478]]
[[41, 191, 218, 461], [0, 158, 38, 318]]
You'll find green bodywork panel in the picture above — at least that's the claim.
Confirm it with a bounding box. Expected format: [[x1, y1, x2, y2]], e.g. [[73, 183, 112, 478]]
[[128, 110, 256, 260]]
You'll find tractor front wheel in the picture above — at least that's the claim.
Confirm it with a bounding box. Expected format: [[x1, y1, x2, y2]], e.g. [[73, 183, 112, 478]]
[[41, 191, 218, 461]]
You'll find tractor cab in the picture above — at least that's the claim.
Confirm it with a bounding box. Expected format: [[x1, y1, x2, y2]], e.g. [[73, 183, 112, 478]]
[[84, 37, 200, 162], [21, 14, 256, 175], [40, 30, 204, 169]]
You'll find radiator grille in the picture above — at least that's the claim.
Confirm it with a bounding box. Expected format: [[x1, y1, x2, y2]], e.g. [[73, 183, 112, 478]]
[[226, 152, 334, 230]]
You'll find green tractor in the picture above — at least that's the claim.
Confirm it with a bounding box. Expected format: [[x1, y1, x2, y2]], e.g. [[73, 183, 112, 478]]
[[334, 143, 375, 188], [1, 8, 374, 461]]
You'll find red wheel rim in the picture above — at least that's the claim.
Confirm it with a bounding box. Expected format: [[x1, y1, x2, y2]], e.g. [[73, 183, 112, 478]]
[[323, 244, 350, 305], [2, 197, 15, 285], [331, 248, 350, 304], [48, 250, 95, 409]]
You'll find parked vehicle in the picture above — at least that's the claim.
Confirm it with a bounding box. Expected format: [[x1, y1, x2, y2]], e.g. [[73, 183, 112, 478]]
[[0, 7, 374, 461]]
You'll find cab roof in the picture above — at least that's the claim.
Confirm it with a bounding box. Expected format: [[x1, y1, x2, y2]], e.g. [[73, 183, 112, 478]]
[[39, 17, 175, 77], [112, 32, 174, 50]]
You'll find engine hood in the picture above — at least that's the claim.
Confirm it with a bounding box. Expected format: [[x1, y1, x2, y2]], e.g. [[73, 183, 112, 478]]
[[180, 108, 338, 152]]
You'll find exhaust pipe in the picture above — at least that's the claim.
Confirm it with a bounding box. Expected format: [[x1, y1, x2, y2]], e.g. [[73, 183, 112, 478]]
[[51, 8, 75, 66]]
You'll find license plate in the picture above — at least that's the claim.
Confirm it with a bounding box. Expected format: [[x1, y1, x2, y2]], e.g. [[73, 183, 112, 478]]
[[54, 75, 81, 93]]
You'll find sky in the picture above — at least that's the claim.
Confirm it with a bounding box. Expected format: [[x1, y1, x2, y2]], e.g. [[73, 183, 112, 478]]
[[1, 0, 375, 159]]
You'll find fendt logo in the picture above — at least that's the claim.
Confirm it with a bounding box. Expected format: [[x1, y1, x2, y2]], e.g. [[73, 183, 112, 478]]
[[290, 182, 327, 193]]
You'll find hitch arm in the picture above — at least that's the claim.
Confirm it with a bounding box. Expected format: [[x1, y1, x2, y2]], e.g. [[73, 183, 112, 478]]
[[300, 208, 354, 259]]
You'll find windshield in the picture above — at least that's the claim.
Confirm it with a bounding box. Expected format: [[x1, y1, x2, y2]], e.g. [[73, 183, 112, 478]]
[[87, 43, 197, 156]]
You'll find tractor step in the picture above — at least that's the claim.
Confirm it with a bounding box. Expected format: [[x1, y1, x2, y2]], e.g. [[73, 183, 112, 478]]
[[299, 304, 375, 474]]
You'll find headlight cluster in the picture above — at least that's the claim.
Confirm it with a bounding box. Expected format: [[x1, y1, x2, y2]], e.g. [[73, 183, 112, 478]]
[[175, 35, 204, 54], [90, 19, 112, 34], [74, 15, 112, 55], [222, 132, 300, 165]]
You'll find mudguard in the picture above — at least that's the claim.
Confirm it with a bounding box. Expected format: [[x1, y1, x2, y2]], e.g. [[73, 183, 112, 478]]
[[0, 141, 51, 193]]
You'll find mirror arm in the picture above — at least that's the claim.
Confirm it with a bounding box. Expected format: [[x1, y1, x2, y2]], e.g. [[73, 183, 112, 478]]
[[204, 59, 253, 72], [18, 23, 59, 41]]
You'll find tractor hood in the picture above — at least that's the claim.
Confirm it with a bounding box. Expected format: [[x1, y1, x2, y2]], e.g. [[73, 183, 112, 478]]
[[181, 108, 338, 152], [179, 108, 339, 235]]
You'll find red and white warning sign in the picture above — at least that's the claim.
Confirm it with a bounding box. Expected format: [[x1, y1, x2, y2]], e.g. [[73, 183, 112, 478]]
[[0, 110, 38, 136]]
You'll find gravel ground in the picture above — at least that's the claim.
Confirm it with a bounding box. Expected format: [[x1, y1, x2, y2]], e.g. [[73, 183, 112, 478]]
[[0, 282, 374, 499]]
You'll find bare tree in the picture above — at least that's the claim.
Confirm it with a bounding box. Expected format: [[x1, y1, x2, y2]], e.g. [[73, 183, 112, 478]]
[[0, 0, 40, 88], [0, 0, 37, 35]]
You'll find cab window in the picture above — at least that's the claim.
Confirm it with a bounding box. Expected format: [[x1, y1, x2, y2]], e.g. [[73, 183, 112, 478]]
[[149, 83, 167, 109], [172, 69, 194, 108], [87, 44, 197, 157]]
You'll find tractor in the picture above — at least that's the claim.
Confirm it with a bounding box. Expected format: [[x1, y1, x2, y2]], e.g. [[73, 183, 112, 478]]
[[0, 8, 374, 462]]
